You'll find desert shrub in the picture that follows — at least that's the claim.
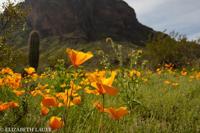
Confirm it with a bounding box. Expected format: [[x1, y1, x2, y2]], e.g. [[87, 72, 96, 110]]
[[0, 42, 27, 70], [0, 0, 28, 69], [0, 38, 15, 68], [143, 33, 200, 69]]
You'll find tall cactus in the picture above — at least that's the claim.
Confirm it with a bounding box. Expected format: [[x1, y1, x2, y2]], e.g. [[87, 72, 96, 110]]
[[28, 30, 40, 71]]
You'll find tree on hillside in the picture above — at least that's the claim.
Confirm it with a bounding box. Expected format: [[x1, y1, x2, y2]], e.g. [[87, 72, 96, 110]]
[[0, 0, 27, 68]]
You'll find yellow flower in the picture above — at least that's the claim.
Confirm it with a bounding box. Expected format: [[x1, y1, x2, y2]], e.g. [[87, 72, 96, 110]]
[[1, 72, 22, 89], [190, 76, 195, 79], [195, 72, 200, 79], [70, 81, 81, 91], [86, 71, 118, 96], [102, 71, 117, 86], [164, 80, 171, 85], [31, 90, 44, 97], [13, 90, 25, 96], [60, 83, 66, 88], [66, 48, 93, 67], [130, 69, 141, 77], [49, 116, 64, 130], [24, 67, 36, 75], [156, 68, 162, 75], [86, 70, 117, 85], [31, 73, 38, 81], [142, 78, 148, 83], [85, 88, 100, 95], [172, 83, 179, 87], [56, 89, 80, 107], [36, 83, 49, 90], [0, 68, 14, 75], [86, 70, 106, 83]]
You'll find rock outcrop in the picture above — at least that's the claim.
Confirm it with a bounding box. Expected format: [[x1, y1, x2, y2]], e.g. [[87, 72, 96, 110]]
[[25, 0, 155, 44]]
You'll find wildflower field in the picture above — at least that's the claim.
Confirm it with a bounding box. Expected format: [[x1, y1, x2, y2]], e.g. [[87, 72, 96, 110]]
[[0, 47, 200, 133], [1, 0, 200, 132]]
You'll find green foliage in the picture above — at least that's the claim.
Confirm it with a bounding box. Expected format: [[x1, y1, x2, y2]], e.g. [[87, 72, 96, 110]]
[[0, 0, 27, 69], [28, 31, 40, 71], [133, 72, 200, 132], [143, 32, 200, 68], [0, 0, 27, 37], [0, 37, 26, 69], [0, 38, 13, 68]]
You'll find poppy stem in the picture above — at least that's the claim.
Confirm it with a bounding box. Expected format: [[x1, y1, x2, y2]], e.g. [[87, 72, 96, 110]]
[[98, 94, 105, 133], [63, 90, 70, 131]]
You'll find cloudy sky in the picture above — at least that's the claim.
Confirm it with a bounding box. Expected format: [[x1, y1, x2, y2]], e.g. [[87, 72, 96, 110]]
[[0, 0, 200, 40], [125, 0, 200, 40]]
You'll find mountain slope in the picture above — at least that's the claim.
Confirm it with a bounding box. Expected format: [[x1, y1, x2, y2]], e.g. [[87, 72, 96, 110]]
[[24, 0, 155, 44]]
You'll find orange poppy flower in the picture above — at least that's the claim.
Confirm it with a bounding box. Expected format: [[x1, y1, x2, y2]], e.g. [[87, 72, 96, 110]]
[[85, 83, 118, 96], [41, 105, 49, 116], [72, 96, 81, 105], [86, 71, 118, 96], [96, 83, 118, 96], [13, 90, 25, 96], [93, 101, 105, 112], [8, 101, 19, 108], [42, 96, 58, 107], [104, 107, 128, 120], [56, 89, 80, 107], [0, 79, 2, 86], [86, 70, 106, 82], [86, 70, 116, 85], [181, 71, 187, 76], [66, 48, 93, 67], [101, 71, 117, 86], [49, 116, 64, 130], [0, 103, 10, 111], [0, 102, 19, 112]]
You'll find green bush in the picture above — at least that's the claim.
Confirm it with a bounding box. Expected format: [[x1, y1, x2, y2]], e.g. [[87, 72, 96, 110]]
[[0, 38, 15, 68], [0, 37, 28, 70], [143, 33, 200, 69]]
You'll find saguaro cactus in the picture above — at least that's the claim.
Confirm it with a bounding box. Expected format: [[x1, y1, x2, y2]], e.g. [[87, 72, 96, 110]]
[[28, 30, 40, 71]]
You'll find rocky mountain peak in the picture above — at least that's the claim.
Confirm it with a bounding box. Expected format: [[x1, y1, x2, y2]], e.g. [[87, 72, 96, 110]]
[[25, 0, 155, 44]]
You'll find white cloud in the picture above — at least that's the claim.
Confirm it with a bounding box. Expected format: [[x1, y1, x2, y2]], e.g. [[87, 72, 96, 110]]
[[124, 0, 200, 40], [125, 0, 168, 16], [189, 32, 200, 40]]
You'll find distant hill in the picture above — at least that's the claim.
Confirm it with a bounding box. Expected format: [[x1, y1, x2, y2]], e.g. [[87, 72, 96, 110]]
[[24, 0, 155, 45]]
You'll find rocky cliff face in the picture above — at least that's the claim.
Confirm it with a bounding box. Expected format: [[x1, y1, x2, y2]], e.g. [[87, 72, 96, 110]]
[[25, 0, 155, 44]]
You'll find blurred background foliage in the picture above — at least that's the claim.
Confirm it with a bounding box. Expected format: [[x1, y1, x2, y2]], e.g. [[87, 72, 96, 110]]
[[0, 0, 27, 69], [143, 32, 200, 69]]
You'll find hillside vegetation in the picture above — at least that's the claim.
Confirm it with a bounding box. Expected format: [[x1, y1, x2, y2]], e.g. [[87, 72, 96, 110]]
[[1, 1, 200, 133], [0, 46, 200, 133]]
